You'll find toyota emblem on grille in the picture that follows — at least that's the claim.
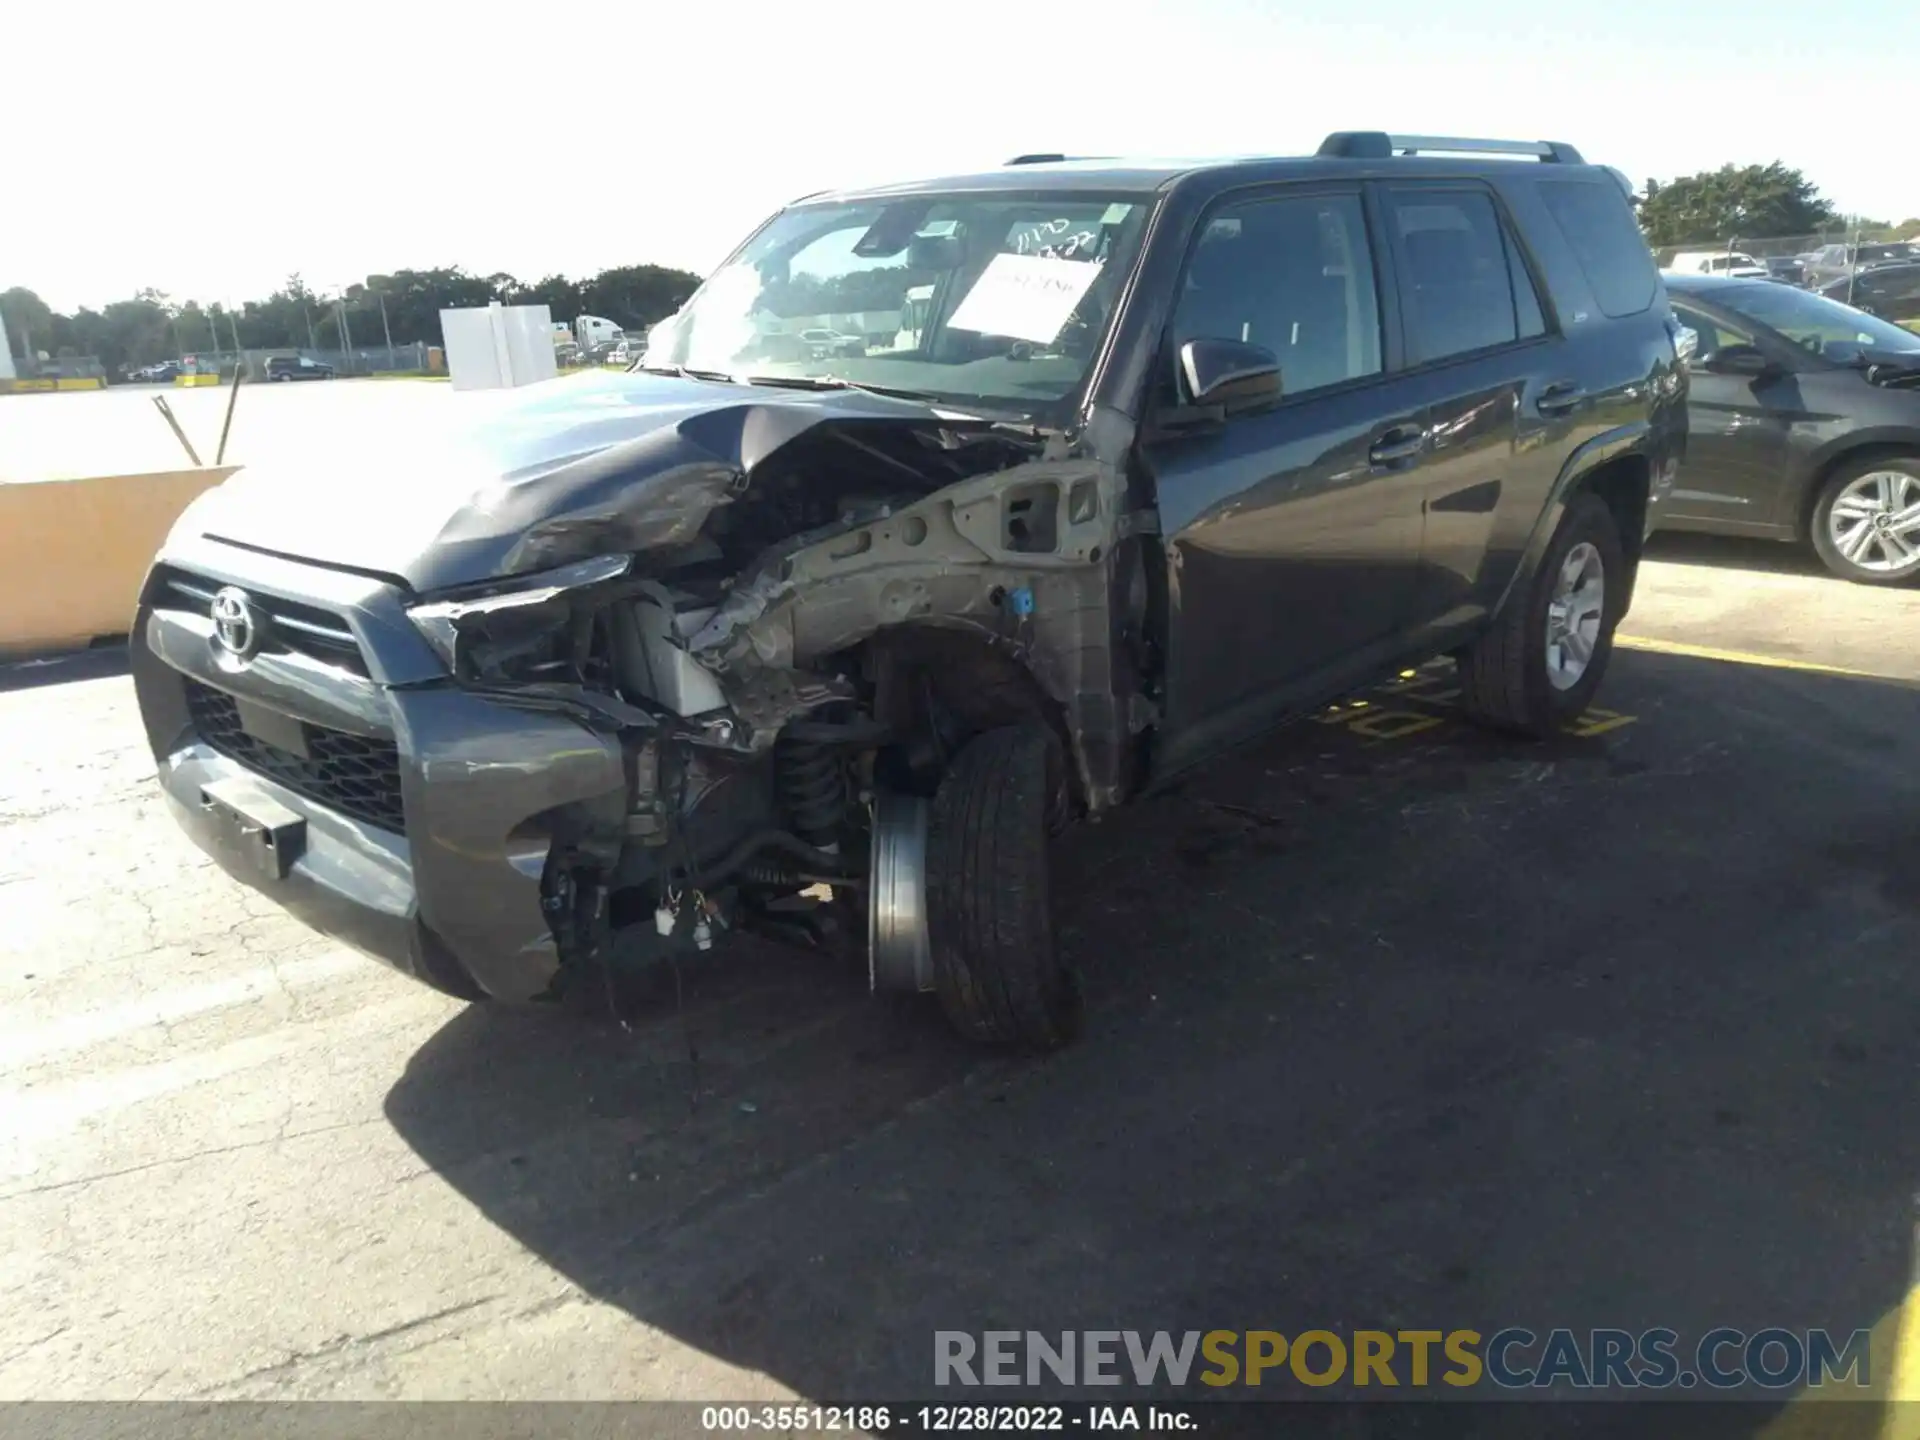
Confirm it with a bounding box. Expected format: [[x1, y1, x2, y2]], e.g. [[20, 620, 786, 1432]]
[[210, 586, 260, 659]]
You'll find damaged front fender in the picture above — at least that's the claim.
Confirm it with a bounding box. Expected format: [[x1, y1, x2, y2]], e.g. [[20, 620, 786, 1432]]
[[374, 375, 1147, 812], [678, 450, 1137, 809], [689, 455, 1114, 670]]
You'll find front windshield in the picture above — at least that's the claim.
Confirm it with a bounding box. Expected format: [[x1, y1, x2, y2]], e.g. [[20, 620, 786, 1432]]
[[1711, 281, 1920, 357], [642, 190, 1155, 414]]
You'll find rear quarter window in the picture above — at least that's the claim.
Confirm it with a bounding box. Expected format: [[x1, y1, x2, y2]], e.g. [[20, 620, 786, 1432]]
[[1537, 178, 1658, 319]]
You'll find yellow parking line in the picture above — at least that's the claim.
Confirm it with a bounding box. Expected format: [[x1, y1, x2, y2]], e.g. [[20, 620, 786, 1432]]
[[1754, 1279, 1920, 1439], [1615, 633, 1894, 681], [1888, 1282, 1920, 1425]]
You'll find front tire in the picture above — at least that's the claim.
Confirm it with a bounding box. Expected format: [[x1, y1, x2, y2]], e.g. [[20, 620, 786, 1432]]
[[1808, 455, 1920, 585], [926, 725, 1080, 1050], [1457, 492, 1625, 736]]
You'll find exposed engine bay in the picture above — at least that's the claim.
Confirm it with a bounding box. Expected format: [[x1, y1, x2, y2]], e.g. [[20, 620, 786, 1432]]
[[422, 408, 1154, 990]]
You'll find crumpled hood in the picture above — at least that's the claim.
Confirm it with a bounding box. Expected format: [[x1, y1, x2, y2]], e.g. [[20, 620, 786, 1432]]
[[172, 369, 961, 594]]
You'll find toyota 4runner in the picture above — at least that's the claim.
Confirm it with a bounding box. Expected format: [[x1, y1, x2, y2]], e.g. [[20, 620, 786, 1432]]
[[134, 132, 1686, 1048]]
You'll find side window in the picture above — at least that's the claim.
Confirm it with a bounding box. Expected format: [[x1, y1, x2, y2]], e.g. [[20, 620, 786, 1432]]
[[1670, 301, 1748, 364], [1537, 178, 1659, 318], [1505, 228, 1547, 339], [1384, 188, 1523, 362], [1169, 192, 1382, 399]]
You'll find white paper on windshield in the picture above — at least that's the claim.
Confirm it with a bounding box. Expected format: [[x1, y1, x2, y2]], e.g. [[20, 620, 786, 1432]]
[[947, 254, 1104, 345]]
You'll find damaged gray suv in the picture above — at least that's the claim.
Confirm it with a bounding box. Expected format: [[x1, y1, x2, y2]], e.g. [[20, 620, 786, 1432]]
[[134, 133, 1685, 1047]]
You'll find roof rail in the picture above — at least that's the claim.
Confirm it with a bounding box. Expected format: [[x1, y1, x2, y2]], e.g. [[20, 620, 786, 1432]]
[[1006, 152, 1069, 166], [1317, 132, 1586, 165]]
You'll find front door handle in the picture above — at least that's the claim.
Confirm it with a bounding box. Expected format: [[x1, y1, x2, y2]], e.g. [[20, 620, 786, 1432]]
[[1537, 381, 1585, 416], [1368, 425, 1428, 466]]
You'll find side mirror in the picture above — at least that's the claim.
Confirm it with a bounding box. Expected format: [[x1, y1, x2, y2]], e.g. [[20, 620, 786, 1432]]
[[1702, 343, 1774, 377], [1179, 337, 1283, 410]]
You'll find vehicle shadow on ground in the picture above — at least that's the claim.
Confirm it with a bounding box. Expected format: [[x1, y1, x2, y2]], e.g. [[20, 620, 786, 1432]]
[[0, 642, 130, 695], [385, 649, 1920, 1434], [1645, 530, 1839, 580]]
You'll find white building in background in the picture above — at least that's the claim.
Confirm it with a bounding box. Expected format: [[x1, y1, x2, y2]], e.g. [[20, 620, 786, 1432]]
[[0, 309, 15, 380], [438, 302, 559, 391]]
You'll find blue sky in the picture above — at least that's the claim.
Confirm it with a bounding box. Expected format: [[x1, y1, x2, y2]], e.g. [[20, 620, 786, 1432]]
[[7, 0, 1915, 310]]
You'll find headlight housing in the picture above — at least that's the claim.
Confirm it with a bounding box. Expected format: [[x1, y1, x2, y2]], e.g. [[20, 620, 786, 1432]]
[[406, 554, 631, 681]]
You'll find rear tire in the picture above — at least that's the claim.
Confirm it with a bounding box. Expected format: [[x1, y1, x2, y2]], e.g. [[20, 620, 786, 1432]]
[[926, 725, 1080, 1050], [1457, 492, 1625, 736]]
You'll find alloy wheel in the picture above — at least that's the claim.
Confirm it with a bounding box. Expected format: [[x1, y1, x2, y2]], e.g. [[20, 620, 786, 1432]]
[[1828, 470, 1920, 574], [1544, 541, 1605, 691]]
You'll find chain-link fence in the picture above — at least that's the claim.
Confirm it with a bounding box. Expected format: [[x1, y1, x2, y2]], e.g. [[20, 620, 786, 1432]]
[[1653, 226, 1920, 321], [242, 343, 432, 379], [10, 355, 107, 380], [112, 343, 436, 383]]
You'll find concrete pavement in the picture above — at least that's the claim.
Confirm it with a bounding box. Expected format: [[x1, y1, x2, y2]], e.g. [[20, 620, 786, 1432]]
[[1625, 531, 1920, 681], [5, 544, 1920, 1430]]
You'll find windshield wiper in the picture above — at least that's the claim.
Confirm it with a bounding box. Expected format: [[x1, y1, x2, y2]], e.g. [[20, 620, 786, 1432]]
[[736, 372, 1055, 436], [636, 363, 738, 384], [739, 373, 939, 403]]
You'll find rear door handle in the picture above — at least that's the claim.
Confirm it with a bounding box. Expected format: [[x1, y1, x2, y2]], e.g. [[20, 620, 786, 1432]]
[[1368, 425, 1428, 466], [1537, 381, 1584, 416]]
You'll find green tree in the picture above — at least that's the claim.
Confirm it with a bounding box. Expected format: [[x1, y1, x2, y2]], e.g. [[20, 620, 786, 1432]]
[[578, 264, 701, 332], [174, 300, 224, 356], [239, 277, 321, 351], [352, 267, 509, 347], [513, 273, 585, 321], [5, 258, 707, 375], [1637, 163, 1839, 246], [1, 287, 55, 359], [38, 291, 175, 373]]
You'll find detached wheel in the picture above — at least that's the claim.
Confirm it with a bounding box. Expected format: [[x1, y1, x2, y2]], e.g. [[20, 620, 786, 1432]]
[[1809, 456, 1920, 585], [1458, 492, 1624, 736], [926, 725, 1080, 1050]]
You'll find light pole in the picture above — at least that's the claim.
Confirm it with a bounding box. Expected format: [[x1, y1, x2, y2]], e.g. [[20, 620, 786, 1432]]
[[227, 301, 245, 379], [378, 291, 395, 368]]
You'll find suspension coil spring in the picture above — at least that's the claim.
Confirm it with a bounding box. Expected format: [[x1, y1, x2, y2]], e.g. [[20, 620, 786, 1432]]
[[742, 861, 801, 888], [775, 736, 846, 848]]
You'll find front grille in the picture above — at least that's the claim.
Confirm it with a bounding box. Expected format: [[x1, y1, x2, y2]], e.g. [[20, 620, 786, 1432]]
[[153, 567, 367, 675], [185, 679, 405, 832]]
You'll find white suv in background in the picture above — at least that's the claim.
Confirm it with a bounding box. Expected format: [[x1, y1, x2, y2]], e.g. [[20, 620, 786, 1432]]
[[1668, 251, 1770, 280]]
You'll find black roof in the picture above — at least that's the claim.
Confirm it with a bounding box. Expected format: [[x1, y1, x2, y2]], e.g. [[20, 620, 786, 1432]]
[[804, 134, 1615, 205], [1659, 273, 1802, 297], [1659, 273, 1744, 291], [812, 158, 1209, 201]]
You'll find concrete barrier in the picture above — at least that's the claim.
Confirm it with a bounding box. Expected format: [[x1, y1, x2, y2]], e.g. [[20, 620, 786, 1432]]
[[0, 376, 107, 393], [0, 466, 239, 657]]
